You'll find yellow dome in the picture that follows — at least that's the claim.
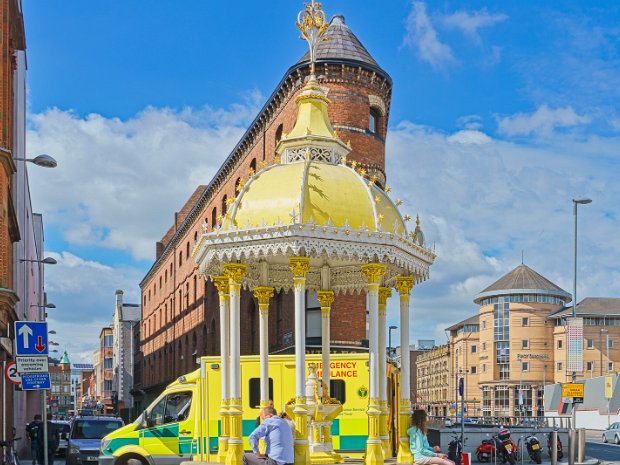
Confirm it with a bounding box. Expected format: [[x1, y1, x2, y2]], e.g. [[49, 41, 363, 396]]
[[225, 160, 406, 235]]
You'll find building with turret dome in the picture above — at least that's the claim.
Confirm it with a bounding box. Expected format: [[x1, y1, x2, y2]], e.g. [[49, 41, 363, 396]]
[[136, 6, 425, 410]]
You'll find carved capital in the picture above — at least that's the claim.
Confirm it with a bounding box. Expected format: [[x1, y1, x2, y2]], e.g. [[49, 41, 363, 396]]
[[360, 263, 386, 284], [395, 276, 414, 296], [378, 287, 392, 306], [289, 257, 310, 278], [223, 263, 247, 284], [214, 276, 229, 296], [317, 290, 335, 308], [253, 286, 274, 305]]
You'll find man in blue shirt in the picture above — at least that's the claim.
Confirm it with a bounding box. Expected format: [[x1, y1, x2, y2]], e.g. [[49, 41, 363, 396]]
[[243, 406, 295, 465]]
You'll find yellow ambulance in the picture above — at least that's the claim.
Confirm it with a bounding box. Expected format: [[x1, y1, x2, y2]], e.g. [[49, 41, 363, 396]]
[[99, 353, 399, 465]]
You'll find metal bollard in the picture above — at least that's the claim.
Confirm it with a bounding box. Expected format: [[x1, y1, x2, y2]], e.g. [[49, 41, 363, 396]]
[[550, 431, 558, 465], [577, 428, 586, 463], [568, 429, 576, 465]]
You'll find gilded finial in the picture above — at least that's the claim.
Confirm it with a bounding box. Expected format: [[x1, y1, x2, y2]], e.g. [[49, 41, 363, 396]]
[[385, 185, 391, 193], [226, 197, 235, 207], [259, 160, 267, 168], [296, 1, 329, 76], [274, 155, 281, 164], [404, 214, 412, 222], [248, 167, 255, 177], [416, 214, 421, 227], [341, 156, 347, 165], [351, 160, 358, 168], [395, 199, 403, 206], [236, 178, 245, 193]]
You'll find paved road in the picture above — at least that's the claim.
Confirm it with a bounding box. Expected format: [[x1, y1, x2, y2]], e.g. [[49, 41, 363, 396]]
[[586, 440, 620, 462]]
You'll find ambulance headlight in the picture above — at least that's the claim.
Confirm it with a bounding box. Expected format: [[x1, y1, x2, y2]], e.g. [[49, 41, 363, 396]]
[[100, 438, 112, 453]]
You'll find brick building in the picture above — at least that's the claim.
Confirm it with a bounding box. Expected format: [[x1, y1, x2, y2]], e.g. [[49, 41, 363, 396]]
[[97, 327, 114, 412], [49, 352, 73, 417], [137, 14, 394, 402]]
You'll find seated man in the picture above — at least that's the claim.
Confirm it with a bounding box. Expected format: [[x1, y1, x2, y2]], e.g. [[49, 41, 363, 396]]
[[243, 406, 294, 465]]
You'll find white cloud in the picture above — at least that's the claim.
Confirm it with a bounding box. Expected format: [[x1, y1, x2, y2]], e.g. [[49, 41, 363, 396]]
[[443, 10, 508, 45], [497, 105, 591, 137], [27, 98, 260, 261], [43, 251, 144, 363], [447, 129, 492, 145], [384, 120, 620, 344], [403, 1, 456, 69]]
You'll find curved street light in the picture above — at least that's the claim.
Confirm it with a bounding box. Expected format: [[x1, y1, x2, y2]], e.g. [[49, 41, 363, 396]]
[[13, 154, 58, 168], [20, 256, 57, 265], [31, 303, 56, 309]]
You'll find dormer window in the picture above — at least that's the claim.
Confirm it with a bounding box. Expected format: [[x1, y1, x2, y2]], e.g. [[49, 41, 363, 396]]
[[369, 108, 380, 134]]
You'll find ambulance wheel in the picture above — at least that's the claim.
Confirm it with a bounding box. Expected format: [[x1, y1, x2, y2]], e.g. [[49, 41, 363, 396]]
[[117, 454, 148, 465]]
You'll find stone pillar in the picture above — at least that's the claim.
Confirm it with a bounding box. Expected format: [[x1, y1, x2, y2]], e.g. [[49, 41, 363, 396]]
[[223, 263, 247, 465], [378, 287, 392, 458], [317, 290, 334, 392], [361, 263, 386, 465], [253, 286, 275, 407], [214, 276, 230, 463], [290, 257, 311, 465], [395, 276, 414, 465]]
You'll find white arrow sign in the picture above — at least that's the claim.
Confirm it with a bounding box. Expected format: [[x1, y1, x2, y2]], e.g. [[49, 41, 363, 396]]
[[18, 324, 33, 349]]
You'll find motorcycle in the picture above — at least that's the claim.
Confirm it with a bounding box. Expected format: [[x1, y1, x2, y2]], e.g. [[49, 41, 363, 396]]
[[524, 434, 542, 464], [475, 429, 518, 465], [547, 432, 563, 459], [448, 433, 463, 465]]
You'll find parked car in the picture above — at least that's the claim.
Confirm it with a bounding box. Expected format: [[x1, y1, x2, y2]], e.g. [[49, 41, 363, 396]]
[[602, 422, 620, 445], [51, 420, 71, 456], [67, 416, 124, 465]]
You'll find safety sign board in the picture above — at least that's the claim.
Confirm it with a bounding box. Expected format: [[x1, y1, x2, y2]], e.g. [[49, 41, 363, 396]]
[[21, 373, 51, 390], [4, 361, 22, 385], [14, 321, 48, 356], [561, 383, 584, 398], [16, 356, 49, 373]]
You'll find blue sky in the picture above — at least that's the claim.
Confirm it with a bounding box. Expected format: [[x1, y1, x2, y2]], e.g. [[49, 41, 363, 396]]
[[23, 1, 620, 361]]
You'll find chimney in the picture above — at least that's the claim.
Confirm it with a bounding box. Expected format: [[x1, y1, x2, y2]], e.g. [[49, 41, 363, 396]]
[[115, 290, 123, 312], [156, 241, 164, 259]]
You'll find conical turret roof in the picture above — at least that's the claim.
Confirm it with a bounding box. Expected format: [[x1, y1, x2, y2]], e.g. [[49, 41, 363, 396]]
[[297, 15, 384, 73], [474, 264, 571, 304], [59, 351, 71, 365]]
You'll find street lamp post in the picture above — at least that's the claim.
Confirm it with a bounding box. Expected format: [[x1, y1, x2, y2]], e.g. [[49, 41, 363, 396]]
[[570, 197, 591, 464], [12, 154, 58, 168], [388, 325, 397, 360], [600, 329, 608, 376]]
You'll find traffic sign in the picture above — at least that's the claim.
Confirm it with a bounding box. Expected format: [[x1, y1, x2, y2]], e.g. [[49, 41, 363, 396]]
[[21, 373, 51, 390], [14, 321, 48, 355], [4, 361, 21, 385], [16, 356, 49, 373], [561, 382, 584, 398]]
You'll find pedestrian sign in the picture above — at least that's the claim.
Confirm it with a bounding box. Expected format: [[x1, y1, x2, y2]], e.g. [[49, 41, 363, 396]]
[[14, 321, 48, 355], [21, 373, 51, 390]]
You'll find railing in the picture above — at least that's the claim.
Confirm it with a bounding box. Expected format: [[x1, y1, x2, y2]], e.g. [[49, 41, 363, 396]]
[[428, 415, 572, 430]]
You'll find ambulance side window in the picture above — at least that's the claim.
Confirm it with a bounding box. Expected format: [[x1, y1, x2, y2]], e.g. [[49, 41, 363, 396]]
[[329, 380, 346, 404], [150, 397, 167, 426], [166, 392, 193, 422], [249, 378, 273, 409]]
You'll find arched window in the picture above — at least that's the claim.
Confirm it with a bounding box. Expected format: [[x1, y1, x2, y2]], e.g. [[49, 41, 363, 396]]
[[222, 195, 228, 215], [178, 250, 183, 267], [235, 177, 242, 193], [211, 207, 217, 229], [250, 158, 257, 173], [369, 108, 380, 134], [186, 241, 190, 259], [275, 124, 284, 147], [194, 231, 198, 242]]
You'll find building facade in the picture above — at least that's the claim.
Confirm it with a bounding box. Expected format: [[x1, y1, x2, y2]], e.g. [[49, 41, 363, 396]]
[[111, 289, 141, 420], [98, 327, 114, 412], [448, 315, 481, 417], [416, 344, 451, 417], [48, 352, 73, 417], [138, 13, 395, 402]]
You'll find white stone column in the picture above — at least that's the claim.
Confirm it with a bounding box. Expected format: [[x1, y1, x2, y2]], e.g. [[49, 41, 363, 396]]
[[361, 263, 386, 465], [223, 263, 246, 465], [395, 276, 414, 464], [290, 257, 311, 465], [378, 287, 392, 458], [317, 290, 334, 391], [214, 276, 230, 463], [253, 286, 274, 406]]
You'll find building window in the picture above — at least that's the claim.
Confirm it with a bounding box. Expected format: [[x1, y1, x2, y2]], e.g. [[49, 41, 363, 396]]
[[186, 241, 190, 259], [608, 362, 614, 372], [369, 108, 380, 134], [482, 320, 486, 329], [222, 195, 228, 215], [522, 339, 529, 349], [235, 177, 242, 193], [482, 364, 486, 373], [178, 250, 183, 267], [522, 362, 529, 372], [557, 362, 563, 371], [104, 358, 113, 369], [522, 317, 529, 326], [104, 335, 113, 347], [471, 366, 477, 374], [274, 124, 284, 150], [587, 339, 594, 349], [471, 345, 477, 353], [586, 361, 593, 371], [104, 380, 113, 391], [211, 207, 217, 228], [250, 158, 257, 174], [608, 339, 614, 349], [557, 339, 563, 349], [482, 342, 486, 351]]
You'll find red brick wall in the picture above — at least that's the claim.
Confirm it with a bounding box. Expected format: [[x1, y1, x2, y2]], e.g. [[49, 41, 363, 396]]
[[139, 62, 392, 391]]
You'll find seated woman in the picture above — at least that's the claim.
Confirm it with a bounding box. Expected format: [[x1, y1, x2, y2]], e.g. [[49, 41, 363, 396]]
[[408, 409, 455, 465]]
